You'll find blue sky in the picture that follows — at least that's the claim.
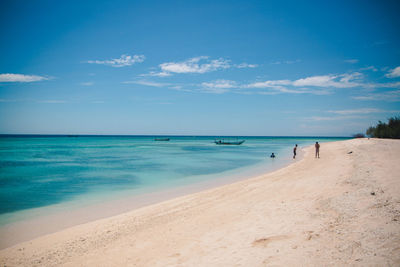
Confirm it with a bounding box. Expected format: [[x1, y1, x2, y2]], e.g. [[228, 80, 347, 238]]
[[0, 0, 399, 136]]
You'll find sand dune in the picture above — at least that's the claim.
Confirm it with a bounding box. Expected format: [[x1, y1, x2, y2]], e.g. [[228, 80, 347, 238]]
[[1, 138, 399, 266]]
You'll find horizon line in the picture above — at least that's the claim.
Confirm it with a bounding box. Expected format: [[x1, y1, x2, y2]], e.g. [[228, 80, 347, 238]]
[[0, 134, 353, 138]]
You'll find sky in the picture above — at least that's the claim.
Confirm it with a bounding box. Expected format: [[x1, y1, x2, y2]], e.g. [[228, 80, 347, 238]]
[[0, 0, 399, 136]]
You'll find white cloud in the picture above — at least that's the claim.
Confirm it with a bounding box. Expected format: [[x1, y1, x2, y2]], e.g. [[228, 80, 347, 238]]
[[244, 79, 331, 95], [86, 54, 145, 67], [352, 90, 400, 102], [235, 63, 258, 68], [309, 108, 400, 121], [200, 87, 230, 94], [131, 67, 400, 97], [359, 66, 377, 72], [245, 80, 303, 93], [143, 71, 172, 77], [386, 66, 400, 78], [307, 115, 366, 121], [168, 85, 193, 92], [245, 73, 362, 92], [39, 100, 67, 104], [344, 59, 359, 64], [200, 80, 237, 94], [293, 75, 336, 87], [271, 59, 301, 65], [327, 108, 383, 115], [202, 79, 237, 89], [143, 57, 257, 77], [201, 79, 299, 94], [123, 80, 169, 87], [81, 82, 94, 86], [246, 80, 291, 89], [362, 81, 400, 90], [0, 98, 17, 102], [0, 73, 49, 82], [244, 71, 399, 95], [158, 56, 230, 75], [169, 85, 182, 90], [292, 73, 362, 88], [377, 81, 400, 88]]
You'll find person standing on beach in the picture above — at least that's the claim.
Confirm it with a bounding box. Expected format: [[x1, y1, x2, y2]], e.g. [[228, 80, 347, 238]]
[[293, 144, 298, 159], [315, 142, 320, 158]]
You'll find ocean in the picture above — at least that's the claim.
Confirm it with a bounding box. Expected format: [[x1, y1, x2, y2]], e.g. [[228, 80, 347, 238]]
[[0, 135, 349, 226]]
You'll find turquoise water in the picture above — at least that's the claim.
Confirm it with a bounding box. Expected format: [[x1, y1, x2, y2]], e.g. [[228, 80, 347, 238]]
[[0, 135, 349, 224]]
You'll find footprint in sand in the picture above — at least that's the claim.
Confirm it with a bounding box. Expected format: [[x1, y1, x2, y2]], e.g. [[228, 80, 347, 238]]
[[304, 230, 320, 240], [252, 235, 289, 247]]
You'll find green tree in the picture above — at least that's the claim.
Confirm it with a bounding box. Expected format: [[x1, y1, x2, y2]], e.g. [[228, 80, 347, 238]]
[[366, 116, 400, 138]]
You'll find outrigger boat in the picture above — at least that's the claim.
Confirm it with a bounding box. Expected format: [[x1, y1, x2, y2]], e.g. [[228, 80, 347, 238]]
[[154, 138, 170, 141], [214, 139, 245, 145]]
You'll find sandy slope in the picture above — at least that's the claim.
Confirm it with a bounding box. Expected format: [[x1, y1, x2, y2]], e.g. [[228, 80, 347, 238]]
[[1, 138, 399, 266]]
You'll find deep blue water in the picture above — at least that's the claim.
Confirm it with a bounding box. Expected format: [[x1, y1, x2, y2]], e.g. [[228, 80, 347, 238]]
[[0, 135, 349, 218]]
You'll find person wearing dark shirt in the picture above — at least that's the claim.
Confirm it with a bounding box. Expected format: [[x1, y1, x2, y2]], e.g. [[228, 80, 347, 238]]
[[315, 142, 320, 158]]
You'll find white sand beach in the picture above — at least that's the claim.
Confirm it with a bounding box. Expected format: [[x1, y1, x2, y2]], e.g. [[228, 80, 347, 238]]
[[1, 138, 399, 266]]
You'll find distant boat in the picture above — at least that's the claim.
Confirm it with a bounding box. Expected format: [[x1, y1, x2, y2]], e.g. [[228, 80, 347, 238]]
[[154, 138, 170, 141], [214, 139, 245, 145]]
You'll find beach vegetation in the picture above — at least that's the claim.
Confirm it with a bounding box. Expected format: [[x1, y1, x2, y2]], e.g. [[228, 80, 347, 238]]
[[353, 133, 365, 138], [366, 116, 400, 139]]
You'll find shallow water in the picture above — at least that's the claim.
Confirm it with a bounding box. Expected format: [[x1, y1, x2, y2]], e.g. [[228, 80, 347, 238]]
[[0, 135, 349, 225]]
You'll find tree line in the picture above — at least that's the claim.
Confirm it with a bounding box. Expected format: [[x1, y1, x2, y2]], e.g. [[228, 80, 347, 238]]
[[366, 116, 400, 139]]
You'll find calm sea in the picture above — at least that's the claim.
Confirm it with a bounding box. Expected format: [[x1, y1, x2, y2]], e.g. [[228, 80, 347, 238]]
[[0, 135, 349, 225]]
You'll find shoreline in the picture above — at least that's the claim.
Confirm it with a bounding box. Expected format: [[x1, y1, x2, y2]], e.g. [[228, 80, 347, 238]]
[[2, 138, 399, 266], [0, 143, 303, 249]]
